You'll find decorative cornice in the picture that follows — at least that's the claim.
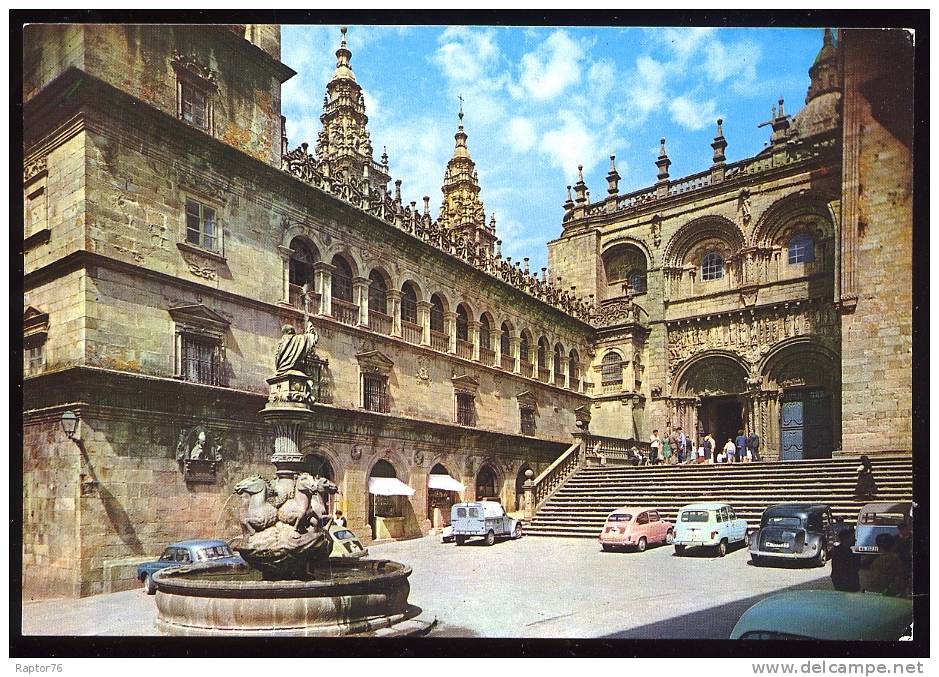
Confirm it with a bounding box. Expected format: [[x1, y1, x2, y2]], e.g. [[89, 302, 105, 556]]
[[24, 156, 47, 183]]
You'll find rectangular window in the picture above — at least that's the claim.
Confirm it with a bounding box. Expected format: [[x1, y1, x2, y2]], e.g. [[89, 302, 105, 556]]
[[181, 333, 222, 386], [25, 184, 47, 237], [181, 81, 209, 130], [456, 392, 476, 427], [24, 343, 44, 376], [185, 199, 218, 252], [362, 373, 389, 413], [520, 408, 535, 435]]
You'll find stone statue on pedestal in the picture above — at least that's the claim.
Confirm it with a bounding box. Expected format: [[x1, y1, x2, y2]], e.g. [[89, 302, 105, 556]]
[[274, 321, 318, 376]]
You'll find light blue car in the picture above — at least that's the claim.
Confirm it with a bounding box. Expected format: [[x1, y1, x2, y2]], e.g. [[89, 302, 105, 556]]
[[673, 502, 748, 557]]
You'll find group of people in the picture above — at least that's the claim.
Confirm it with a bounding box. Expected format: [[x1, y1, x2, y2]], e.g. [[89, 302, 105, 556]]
[[831, 523, 913, 598], [648, 427, 762, 465]]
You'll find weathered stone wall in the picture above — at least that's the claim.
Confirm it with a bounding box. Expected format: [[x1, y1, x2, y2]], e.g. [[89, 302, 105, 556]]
[[23, 270, 87, 371], [839, 29, 914, 453]]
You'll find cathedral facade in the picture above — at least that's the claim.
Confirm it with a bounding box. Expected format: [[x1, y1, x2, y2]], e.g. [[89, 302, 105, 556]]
[[22, 24, 912, 598]]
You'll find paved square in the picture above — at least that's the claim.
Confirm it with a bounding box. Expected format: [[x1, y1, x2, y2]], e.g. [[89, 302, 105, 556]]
[[22, 534, 832, 638]]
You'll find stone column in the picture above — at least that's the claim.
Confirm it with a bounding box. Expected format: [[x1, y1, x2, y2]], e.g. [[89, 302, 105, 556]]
[[522, 469, 535, 520], [469, 320, 481, 361], [493, 329, 502, 367], [313, 261, 334, 316], [445, 311, 457, 353], [509, 336, 521, 374], [387, 289, 403, 337], [353, 276, 370, 327], [622, 342, 635, 391], [277, 245, 293, 304], [417, 300, 432, 346]]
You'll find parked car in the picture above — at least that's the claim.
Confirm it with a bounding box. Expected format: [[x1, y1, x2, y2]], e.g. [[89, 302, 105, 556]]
[[673, 502, 748, 557], [730, 590, 913, 640], [327, 522, 368, 558], [599, 506, 674, 552], [853, 502, 912, 561], [441, 525, 455, 543], [137, 539, 245, 594], [450, 501, 522, 545], [748, 504, 838, 567]]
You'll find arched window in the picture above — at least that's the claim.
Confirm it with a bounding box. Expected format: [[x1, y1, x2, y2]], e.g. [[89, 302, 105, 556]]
[[331, 255, 354, 301], [629, 270, 647, 293], [456, 304, 469, 341], [430, 294, 446, 333], [479, 315, 492, 351], [553, 344, 564, 377], [519, 332, 531, 365], [401, 282, 418, 324], [568, 349, 580, 389], [288, 238, 315, 288], [368, 270, 388, 315], [500, 323, 511, 356], [601, 352, 623, 386], [537, 338, 548, 370], [787, 233, 815, 264], [700, 251, 724, 281]]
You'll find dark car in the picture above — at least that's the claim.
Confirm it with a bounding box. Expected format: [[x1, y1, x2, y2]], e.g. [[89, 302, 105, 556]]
[[748, 504, 839, 567], [137, 539, 245, 594]]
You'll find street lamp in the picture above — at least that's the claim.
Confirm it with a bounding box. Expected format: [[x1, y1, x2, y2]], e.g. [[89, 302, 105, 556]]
[[60, 410, 79, 440]]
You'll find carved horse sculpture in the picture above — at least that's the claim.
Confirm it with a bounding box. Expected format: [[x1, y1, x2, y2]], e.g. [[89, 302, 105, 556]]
[[308, 476, 339, 530], [234, 475, 277, 536], [277, 472, 317, 532]]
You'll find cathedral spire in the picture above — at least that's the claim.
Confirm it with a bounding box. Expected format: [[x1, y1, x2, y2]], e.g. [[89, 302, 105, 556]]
[[438, 105, 496, 255], [806, 27, 840, 103], [315, 26, 389, 191]]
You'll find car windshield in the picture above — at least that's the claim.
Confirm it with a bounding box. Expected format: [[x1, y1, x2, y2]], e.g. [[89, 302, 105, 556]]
[[860, 512, 906, 526], [333, 530, 354, 540], [681, 510, 709, 523], [765, 516, 803, 528], [608, 514, 632, 522]]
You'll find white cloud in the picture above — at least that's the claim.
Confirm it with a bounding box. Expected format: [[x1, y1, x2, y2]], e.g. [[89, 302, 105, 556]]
[[668, 92, 722, 131], [433, 27, 500, 84], [513, 30, 585, 102], [704, 38, 761, 89], [506, 117, 537, 153], [657, 27, 717, 60], [541, 110, 602, 175], [623, 55, 668, 125]]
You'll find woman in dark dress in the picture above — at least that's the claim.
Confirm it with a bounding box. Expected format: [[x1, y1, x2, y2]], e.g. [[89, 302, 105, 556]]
[[854, 455, 877, 499], [830, 529, 861, 592]]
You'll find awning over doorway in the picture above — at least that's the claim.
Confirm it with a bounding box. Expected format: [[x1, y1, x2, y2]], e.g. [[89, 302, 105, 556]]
[[428, 474, 465, 492], [367, 477, 415, 496]]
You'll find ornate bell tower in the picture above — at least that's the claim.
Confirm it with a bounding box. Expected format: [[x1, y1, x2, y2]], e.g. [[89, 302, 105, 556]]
[[315, 26, 390, 192], [438, 105, 497, 256]]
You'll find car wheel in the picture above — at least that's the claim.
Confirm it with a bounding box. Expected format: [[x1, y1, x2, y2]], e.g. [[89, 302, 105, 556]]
[[665, 530, 674, 545], [750, 554, 761, 566], [485, 530, 495, 546], [716, 540, 728, 557], [601, 544, 613, 552], [636, 537, 647, 553], [513, 524, 523, 540], [143, 573, 156, 595], [455, 536, 466, 546], [814, 544, 828, 567], [674, 544, 686, 556]]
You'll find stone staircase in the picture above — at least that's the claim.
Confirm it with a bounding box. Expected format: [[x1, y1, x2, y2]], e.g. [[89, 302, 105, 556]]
[[526, 455, 913, 538]]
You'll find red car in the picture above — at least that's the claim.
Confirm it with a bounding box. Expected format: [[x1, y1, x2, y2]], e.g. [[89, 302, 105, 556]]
[[599, 506, 674, 552]]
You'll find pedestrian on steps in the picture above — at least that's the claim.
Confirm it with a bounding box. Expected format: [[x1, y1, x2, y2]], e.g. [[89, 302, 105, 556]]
[[735, 429, 748, 463], [707, 433, 717, 463], [702, 433, 713, 464], [854, 455, 878, 499], [677, 427, 688, 464], [668, 428, 680, 465], [723, 438, 736, 464], [649, 429, 661, 465], [747, 431, 761, 462]]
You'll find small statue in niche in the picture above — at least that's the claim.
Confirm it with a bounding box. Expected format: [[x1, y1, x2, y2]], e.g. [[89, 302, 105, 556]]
[[175, 425, 223, 482], [738, 188, 752, 224]]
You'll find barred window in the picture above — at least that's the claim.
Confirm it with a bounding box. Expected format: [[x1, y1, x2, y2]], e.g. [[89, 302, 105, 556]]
[[362, 373, 389, 413], [629, 270, 647, 293], [788, 233, 815, 264], [181, 333, 223, 386], [601, 352, 623, 386], [185, 199, 218, 252], [520, 408, 536, 436], [456, 392, 476, 427], [701, 251, 724, 281], [401, 284, 418, 324], [181, 81, 209, 130]]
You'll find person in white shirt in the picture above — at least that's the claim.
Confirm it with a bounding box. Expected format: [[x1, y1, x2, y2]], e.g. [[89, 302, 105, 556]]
[[334, 510, 347, 527], [649, 429, 661, 465], [723, 439, 737, 464]]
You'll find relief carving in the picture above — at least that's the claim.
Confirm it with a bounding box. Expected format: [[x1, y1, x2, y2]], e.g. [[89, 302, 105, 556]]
[[24, 157, 48, 182]]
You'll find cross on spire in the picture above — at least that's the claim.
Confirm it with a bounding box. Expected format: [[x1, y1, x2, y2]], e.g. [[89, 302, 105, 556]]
[[458, 94, 464, 123]]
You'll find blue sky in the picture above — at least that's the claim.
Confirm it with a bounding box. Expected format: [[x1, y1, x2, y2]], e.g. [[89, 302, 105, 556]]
[[281, 25, 825, 271]]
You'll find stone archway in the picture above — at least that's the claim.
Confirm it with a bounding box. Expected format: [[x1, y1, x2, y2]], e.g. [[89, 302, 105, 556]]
[[368, 459, 398, 537], [514, 464, 532, 511], [674, 353, 749, 450], [475, 463, 498, 501]]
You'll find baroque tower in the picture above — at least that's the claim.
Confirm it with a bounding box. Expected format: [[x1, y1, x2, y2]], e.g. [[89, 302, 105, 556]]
[[315, 26, 390, 192], [438, 107, 497, 255]]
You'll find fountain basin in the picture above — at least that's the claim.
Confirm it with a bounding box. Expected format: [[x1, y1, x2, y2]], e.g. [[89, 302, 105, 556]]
[[154, 558, 431, 636]]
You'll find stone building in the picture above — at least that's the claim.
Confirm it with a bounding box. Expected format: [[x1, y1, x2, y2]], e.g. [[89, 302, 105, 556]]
[[549, 28, 913, 461], [22, 24, 912, 599]]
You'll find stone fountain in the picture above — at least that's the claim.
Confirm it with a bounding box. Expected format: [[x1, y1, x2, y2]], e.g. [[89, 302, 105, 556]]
[[153, 307, 432, 636]]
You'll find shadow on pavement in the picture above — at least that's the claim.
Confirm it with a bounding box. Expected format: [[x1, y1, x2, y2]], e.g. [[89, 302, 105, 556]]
[[602, 576, 832, 639]]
